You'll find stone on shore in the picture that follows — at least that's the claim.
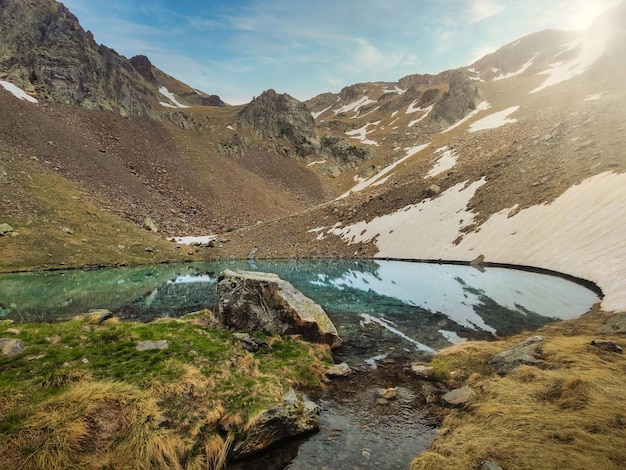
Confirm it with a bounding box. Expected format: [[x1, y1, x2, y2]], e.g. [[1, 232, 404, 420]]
[[229, 390, 320, 460]]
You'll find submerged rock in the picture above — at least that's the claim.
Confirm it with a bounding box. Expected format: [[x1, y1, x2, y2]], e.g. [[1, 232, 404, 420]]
[[230, 390, 321, 461], [489, 335, 545, 376], [215, 269, 342, 348]]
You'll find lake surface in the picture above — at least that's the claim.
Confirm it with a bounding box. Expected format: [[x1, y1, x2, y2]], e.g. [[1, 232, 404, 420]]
[[0, 259, 600, 469], [0, 259, 599, 361]]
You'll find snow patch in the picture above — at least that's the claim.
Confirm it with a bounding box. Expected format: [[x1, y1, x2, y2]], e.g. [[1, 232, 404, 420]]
[[345, 121, 380, 146], [493, 54, 537, 81], [531, 32, 610, 93], [443, 101, 491, 133], [311, 105, 332, 119], [159, 86, 189, 109], [333, 96, 375, 115], [337, 143, 430, 198], [307, 159, 327, 166], [331, 178, 486, 258], [0, 80, 38, 103], [426, 147, 458, 178], [408, 105, 433, 127], [469, 106, 519, 132], [169, 235, 217, 245]]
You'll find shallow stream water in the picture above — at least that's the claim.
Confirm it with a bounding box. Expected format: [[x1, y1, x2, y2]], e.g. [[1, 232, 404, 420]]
[[0, 259, 600, 468]]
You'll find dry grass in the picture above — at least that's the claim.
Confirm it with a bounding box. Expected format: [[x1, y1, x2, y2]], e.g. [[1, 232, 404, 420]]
[[412, 308, 626, 470]]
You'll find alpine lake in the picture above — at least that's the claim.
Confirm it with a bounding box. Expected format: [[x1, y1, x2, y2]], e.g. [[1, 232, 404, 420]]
[[0, 259, 601, 469]]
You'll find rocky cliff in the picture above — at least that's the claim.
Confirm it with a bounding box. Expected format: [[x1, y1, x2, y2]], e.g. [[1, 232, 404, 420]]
[[0, 0, 224, 116]]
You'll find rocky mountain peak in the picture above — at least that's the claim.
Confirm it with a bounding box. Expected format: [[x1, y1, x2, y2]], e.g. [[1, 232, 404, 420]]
[[235, 89, 321, 157], [129, 55, 157, 84]]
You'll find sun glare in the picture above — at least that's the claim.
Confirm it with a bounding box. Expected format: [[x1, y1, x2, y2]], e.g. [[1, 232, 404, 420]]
[[563, 0, 618, 30]]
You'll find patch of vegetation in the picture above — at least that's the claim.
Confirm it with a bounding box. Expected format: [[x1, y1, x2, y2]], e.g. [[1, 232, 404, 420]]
[[0, 312, 332, 469], [412, 308, 626, 470]]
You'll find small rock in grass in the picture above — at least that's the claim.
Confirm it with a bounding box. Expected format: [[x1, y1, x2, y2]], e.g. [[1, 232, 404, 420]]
[[442, 386, 475, 407], [0, 338, 26, 357], [590, 339, 622, 353], [4, 328, 21, 335], [136, 340, 169, 351]]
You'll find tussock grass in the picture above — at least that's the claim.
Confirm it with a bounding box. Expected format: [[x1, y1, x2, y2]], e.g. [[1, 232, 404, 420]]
[[412, 308, 626, 470], [0, 314, 332, 469]]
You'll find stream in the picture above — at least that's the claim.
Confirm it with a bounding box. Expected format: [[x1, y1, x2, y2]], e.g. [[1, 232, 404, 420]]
[[0, 259, 600, 468]]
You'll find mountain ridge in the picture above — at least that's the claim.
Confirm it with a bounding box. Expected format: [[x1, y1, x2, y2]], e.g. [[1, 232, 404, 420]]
[[0, 0, 625, 313]]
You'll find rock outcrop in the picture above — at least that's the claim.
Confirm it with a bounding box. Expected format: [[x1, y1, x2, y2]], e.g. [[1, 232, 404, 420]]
[[431, 70, 481, 127], [489, 335, 545, 376], [215, 269, 342, 348], [235, 89, 321, 158]]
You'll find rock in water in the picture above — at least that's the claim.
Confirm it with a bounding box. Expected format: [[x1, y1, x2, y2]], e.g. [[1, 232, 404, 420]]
[[215, 269, 342, 348]]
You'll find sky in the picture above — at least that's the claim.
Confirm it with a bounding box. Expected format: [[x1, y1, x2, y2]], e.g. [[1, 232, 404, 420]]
[[62, 0, 620, 104]]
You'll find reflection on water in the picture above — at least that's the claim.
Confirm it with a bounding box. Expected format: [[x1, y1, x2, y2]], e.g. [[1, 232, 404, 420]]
[[0, 259, 599, 358]]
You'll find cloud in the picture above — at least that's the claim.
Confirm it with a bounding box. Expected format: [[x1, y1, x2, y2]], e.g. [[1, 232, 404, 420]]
[[469, 0, 506, 23]]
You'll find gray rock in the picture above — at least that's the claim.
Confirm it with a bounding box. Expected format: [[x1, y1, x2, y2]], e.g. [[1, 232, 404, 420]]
[[241, 336, 269, 353], [489, 335, 545, 376], [598, 313, 626, 335], [136, 340, 169, 351], [0, 338, 26, 356], [230, 390, 320, 460], [590, 339, 623, 353], [4, 328, 21, 335], [215, 269, 342, 348], [481, 461, 504, 470], [0, 223, 14, 236], [326, 362, 352, 377], [442, 386, 475, 407]]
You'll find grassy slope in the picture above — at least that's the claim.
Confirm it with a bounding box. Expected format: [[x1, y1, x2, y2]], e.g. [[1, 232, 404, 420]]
[[412, 307, 626, 470], [0, 146, 207, 272], [0, 313, 331, 469]]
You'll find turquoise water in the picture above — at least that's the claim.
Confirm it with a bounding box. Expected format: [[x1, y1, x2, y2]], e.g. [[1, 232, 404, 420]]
[[0, 259, 599, 357]]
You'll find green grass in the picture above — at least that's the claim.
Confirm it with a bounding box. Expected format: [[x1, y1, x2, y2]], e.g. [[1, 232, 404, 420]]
[[0, 313, 332, 469]]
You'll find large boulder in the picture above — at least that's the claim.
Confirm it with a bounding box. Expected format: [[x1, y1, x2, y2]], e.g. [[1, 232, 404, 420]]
[[215, 269, 342, 348], [229, 390, 321, 460]]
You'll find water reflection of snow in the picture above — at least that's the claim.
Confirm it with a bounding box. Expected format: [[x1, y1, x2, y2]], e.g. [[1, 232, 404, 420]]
[[319, 260, 598, 334]]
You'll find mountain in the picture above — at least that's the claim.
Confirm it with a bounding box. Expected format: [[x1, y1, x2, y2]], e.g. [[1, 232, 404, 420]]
[[0, 0, 625, 314]]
